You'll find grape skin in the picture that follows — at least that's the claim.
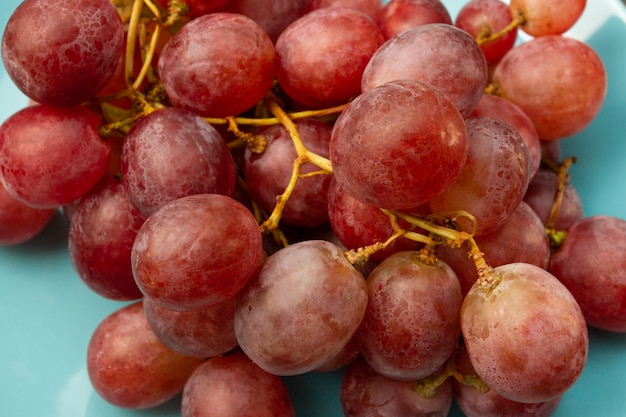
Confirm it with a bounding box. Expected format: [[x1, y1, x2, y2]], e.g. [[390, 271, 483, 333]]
[[377, 0, 453, 40], [492, 35, 607, 140], [121, 107, 236, 217], [0, 104, 111, 209], [181, 353, 295, 417], [355, 250, 462, 381], [361, 22, 488, 117], [131, 194, 263, 311], [1, 0, 123, 106], [330, 79, 469, 210], [461, 263, 588, 403], [158, 13, 276, 117], [0, 181, 54, 245], [510, 0, 586, 37], [235, 240, 368, 376], [68, 181, 146, 301], [549, 215, 626, 332], [87, 301, 204, 409], [305, 0, 383, 22], [275, 7, 385, 108]]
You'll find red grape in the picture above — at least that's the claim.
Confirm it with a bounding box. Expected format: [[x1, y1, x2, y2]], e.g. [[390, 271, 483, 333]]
[[275, 7, 384, 108], [0, 181, 54, 245], [235, 239, 368, 376], [158, 13, 276, 117], [68, 181, 145, 300], [355, 250, 462, 380], [87, 301, 204, 409], [461, 263, 588, 403], [243, 118, 332, 227], [222, 0, 307, 42], [341, 356, 453, 417], [549, 215, 626, 332], [1, 0, 123, 106], [305, 0, 383, 21], [330, 79, 469, 210], [121, 107, 236, 217], [131, 194, 263, 311], [429, 116, 530, 236], [155, 0, 232, 18], [455, 0, 518, 63], [361, 22, 488, 117], [0, 104, 111, 209], [510, 0, 586, 37], [377, 0, 452, 40], [143, 295, 238, 358], [492, 35, 607, 140], [181, 352, 295, 417]]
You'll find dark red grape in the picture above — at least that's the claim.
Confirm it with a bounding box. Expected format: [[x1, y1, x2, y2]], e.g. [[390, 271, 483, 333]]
[[0, 104, 111, 209], [121, 107, 236, 217], [1, 0, 123, 106], [68, 181, 145, 300], [549, 215, 626, 332], [156, 0, 232, 18], [181, 352, 295, 417], [243, 118, 332, 227], [330, 79, 469, 210], [305, 0, 383, 21], [235, 239, 368, 376], [341, 356, 453, 417], [222, 0, 307, 42], [0, 181, 54, 245], [158, 13, 276, 117], [87, 301, 204, 409], [132, 194, 263, 311]]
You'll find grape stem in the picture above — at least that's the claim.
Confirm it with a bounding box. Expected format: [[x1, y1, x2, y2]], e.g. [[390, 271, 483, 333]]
[[258, 99, 334, 234], [476, 12, 526, 45], [543, 156, 577, 250]]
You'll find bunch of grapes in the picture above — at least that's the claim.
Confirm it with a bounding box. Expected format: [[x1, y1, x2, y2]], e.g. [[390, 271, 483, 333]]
[[0, 0, 623, 416]]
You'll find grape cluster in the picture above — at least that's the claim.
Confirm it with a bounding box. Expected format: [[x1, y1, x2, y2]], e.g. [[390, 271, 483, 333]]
[[0, 0, 623, 417]]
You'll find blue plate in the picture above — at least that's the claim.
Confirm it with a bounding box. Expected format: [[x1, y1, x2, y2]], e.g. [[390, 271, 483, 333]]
[[1, 1, 625, 416]]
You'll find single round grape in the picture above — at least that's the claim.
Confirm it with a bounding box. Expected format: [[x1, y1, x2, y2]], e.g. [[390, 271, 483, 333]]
[[453, 348, 562, 417], [1, 0, 123, 106], [275, 7, 384, 108], [355, 250, 462, 381], [492, 35, 606, 140], [330, 79, 469, 210], [461, 263, 588, 403], [523, 168, 584, 231], [243, 118, 332, 227], [436, 201, 550, 296], [158, 13, 276, 117], [143, 295, 238, 358], [361, 23, 488, 117], [510, 0, 586, 37], [305, 0, 383, 21], [341, 356, 453, 417], [549, 215, 626, 332], [378, 0, 452, 40], [429, 116, 530, 236], [121, 107, 236, 217], [132, 194, 263, 311], [0, 181, 54, 245], [0, 104, 111, 209], [455, 0, 518, 63], [181, 353, 295, 417], [327, 177, 422, 262], [87, 301, 204, 409], [235, 240, 368, 376], [222, 0, 307, 42], [68, 181, 146, 301], [470, 94, 541, 180]]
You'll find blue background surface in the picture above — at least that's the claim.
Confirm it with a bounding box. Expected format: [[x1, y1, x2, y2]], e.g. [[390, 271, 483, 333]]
[[1, 1, 625, 416]]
